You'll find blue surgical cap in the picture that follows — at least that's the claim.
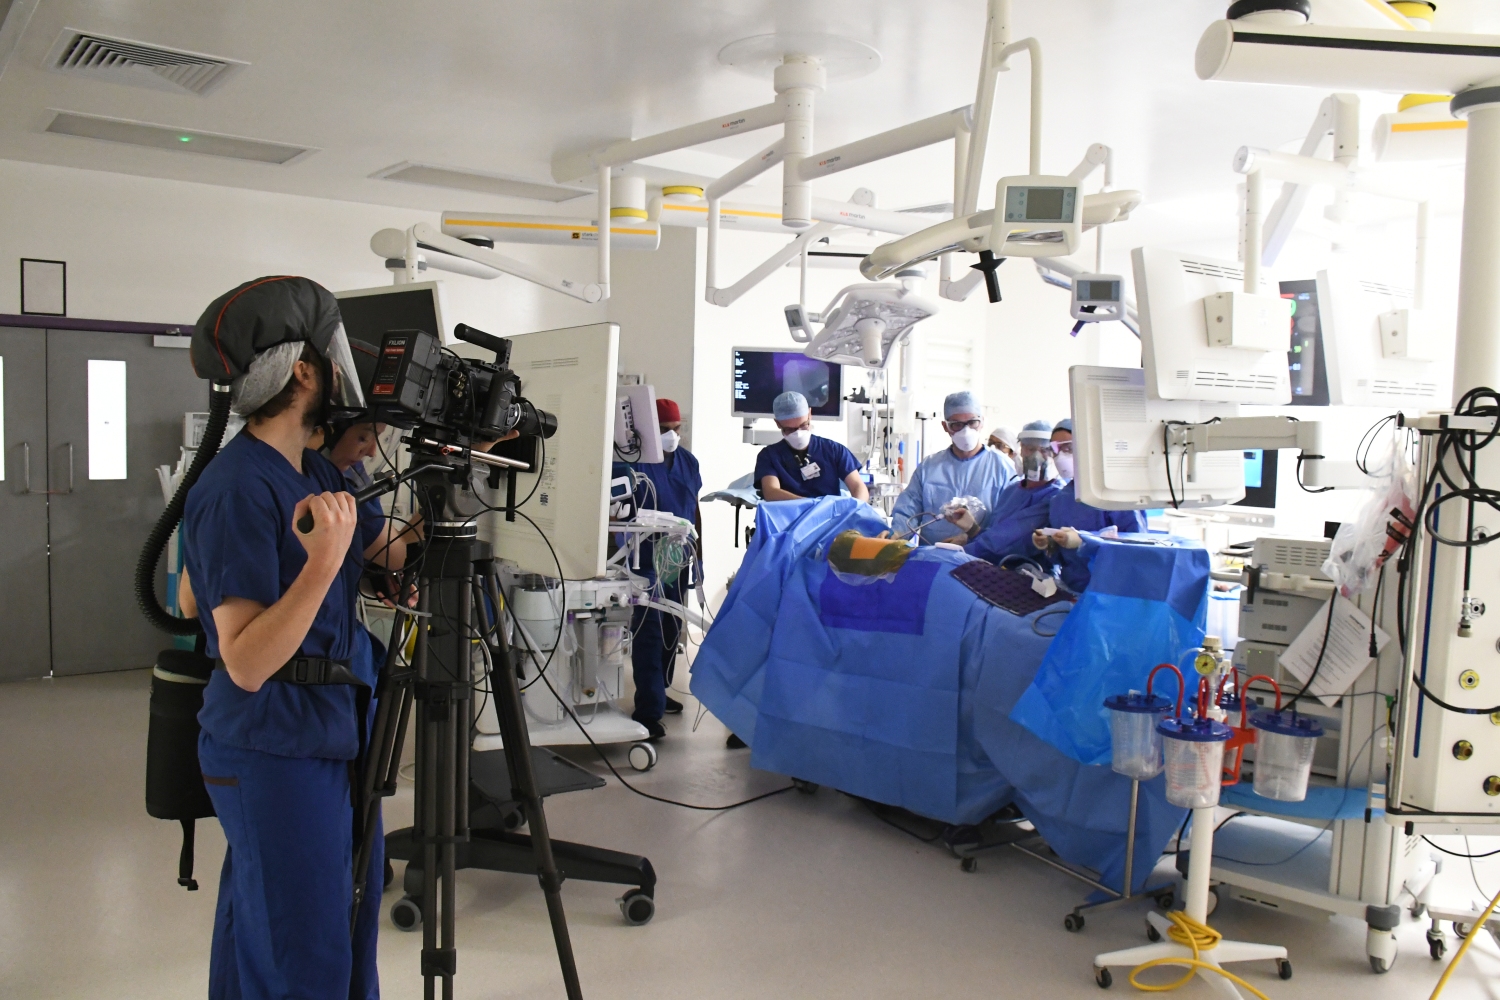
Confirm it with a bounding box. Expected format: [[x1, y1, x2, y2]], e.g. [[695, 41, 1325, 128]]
[[1054, 417, 1073, 434], [1017, 419, 1053, 444], [944, 390, 980, 418], [773, 391, 810, 421]]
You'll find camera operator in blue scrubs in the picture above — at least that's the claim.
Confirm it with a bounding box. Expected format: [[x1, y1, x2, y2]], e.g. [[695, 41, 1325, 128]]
[[182, 277, 384, 1000], [754, 391, 869, 503]]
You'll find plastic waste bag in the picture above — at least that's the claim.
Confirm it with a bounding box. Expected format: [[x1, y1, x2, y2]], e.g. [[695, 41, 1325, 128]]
[[1323, 430, 1418, 598]]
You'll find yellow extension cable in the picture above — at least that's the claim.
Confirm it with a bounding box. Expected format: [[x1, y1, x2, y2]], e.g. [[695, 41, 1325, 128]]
[[1429, 883, 1500, 1000], [1128, 912, 1272, 1000]]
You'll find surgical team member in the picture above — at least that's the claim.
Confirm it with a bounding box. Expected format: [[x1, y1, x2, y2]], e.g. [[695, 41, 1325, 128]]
[[614, 398, 702, 739], [949, 419, 1066, 563], [182, 277, 383, 1000], [755, 390, 870, 502], [891, 390, 1015, 543], [1030, 418, 1146, 590], [987, 426, 1018, 465]]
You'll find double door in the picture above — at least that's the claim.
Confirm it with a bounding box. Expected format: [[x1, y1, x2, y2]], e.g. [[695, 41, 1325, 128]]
[[0, 327, 204, 679]]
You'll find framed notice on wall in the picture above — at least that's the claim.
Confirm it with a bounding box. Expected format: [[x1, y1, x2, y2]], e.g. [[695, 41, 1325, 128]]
[[20, 259, 66, 316]]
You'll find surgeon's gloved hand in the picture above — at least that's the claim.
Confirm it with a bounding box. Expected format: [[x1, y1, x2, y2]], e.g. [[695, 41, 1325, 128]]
[[945, 506, 979, 538], [1033, 526, 1084, 551], [294, 491, 359, 574]]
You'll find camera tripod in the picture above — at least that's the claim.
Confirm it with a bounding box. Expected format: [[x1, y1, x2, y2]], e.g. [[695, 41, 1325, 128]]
[[350, 455, 655, 1000]]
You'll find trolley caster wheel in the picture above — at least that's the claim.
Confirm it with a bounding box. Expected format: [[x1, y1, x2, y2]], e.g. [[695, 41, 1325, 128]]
[[1429, 935, 1446, 960], [391, 896, 422, 932], [959, 856, 978, 873], [792, 778, 819, 794], [383, 858, 395, 890], [618, 889, 655, 926], [1146, 922, 1162, 943], [1155, 889, 1176, 911], [1064, 913, 1085, 933], [628, 742, 657, 772], [1454, 922, 1470, 939], [1369, 955, 1392, 974], [1206, 885, 1220, 917], [1094, 966, 1113, 989], [1277, 959, 1293, 980]]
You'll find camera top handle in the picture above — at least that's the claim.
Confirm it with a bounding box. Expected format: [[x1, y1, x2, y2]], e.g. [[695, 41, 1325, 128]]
[[453, 323, 511, 365]]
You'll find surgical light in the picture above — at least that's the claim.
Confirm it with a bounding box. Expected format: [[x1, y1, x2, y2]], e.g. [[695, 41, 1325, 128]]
[[802, 279, 938, 370]]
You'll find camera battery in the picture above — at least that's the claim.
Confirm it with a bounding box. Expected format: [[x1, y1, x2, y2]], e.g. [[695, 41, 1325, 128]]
[[370, 329, 440, 420]]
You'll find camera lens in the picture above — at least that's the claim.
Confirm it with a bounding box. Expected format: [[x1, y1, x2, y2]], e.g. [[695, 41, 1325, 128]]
[[515, 400, 557, 439]]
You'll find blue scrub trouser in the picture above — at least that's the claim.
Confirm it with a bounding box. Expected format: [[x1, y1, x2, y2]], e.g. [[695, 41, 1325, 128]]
[[199, 732, 382, 1000], [631, 576, 683, 724]]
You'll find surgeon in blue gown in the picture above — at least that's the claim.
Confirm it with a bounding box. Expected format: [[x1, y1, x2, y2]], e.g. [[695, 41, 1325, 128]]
[[613, 397, 702, 739], [1031, 419, 1147, 590], [755, 391, 870, 503], [182, 278, 385, 1000], [950, 419, 1065, 562], [890, 390, 1015, 543]]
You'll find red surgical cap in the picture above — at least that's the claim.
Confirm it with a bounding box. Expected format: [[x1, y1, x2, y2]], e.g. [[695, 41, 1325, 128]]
[[656, 398, 681, 424]]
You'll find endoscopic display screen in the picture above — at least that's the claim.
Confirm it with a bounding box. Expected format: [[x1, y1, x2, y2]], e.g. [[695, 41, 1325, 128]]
[[732, 349, 842, 418], [1279, 279, 1329, 407]]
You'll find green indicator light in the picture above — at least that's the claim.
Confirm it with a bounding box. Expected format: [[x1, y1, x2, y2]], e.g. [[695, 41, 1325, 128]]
[[179, 136, 192, 142], [1293, 345, 1302, 353]]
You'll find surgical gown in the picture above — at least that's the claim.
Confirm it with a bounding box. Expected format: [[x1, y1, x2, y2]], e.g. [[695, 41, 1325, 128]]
[[890, 446, 1016, 544], [963, 479, 1063, 564], [1044, 482, 1148, 592]]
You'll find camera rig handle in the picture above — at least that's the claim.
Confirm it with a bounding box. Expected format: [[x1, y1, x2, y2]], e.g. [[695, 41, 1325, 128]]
[[453, 323, 511, 365]]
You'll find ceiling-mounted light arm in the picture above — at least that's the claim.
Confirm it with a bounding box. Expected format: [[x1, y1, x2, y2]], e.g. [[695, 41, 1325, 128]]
[[861, 211, 993, 282], [1259, 94, 1351, 266], [942, 119, 979, 300], [961, 34, 1043, 217], [597, 164, 611, 300], [797, 106, 972, 184], [408, 222, 604, 303], [959, 0, 1011, 215], [706, 221, 837, 307], [550, 101, 786, 183], [1068, 143, 1114, 270], [371, 228, 503, 280], [705, 139, 785, 202]]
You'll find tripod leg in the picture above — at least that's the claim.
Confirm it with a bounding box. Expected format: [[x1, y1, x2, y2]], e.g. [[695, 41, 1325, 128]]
[[483, 567, 584, 1000], [351, 611, 410, 933]]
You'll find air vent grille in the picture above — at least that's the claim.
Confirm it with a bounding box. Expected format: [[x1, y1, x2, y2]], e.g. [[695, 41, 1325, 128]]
[[1191, 370, 1280, 391], [1371, 379, 1438, 398], [1180, 258, 1244, 281], [1359, 279, 1412, 298], [48, 29, 247, 95], [530, 357, 579, 369]]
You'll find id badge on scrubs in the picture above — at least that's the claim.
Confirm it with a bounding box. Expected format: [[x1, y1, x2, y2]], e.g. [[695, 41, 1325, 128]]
[[800, 462, 822, 481]]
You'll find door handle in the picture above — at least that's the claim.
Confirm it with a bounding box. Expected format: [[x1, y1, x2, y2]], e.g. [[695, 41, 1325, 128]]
[[17, 442, 32, 495], [26, 442, 75, 496], [64, 442, 74, 494]]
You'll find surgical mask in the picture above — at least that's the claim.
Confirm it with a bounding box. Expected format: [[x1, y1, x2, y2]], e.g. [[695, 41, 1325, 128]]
[[951, 426, 982, 452], [1053, 451, 1075, 480], [660, 429, 680, 453], [784, 428, 812, 450], [1021, 451, 1052, 482]]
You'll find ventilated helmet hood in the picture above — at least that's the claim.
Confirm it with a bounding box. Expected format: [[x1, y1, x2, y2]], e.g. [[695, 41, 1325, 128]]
[[190, 275, 364, 419]]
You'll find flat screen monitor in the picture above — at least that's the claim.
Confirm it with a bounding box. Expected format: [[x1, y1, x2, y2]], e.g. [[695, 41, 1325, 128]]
[[1069, 364, 1244, 510], [1316, 265, 1448, 410], [1234, 449, 1279, 509], [334, 281, 446, 345], [732, 347, 844, 420], [1280, 279, 1329, 406], [1132, 246, 1291, 405]]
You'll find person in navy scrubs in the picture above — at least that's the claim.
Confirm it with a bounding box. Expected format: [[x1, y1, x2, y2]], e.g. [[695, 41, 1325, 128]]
[[754, 390, 870, 503], [183, 277, 384, 1000], [613, 398, 702, 739]]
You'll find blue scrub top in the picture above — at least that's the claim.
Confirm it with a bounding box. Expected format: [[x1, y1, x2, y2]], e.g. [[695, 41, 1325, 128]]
[[1045, 481, 1148, 591], [754, 435, 860, 499], [185, 432, 382, 761], [891, 446, 1016, 544], [963, 478, 1064, 564]]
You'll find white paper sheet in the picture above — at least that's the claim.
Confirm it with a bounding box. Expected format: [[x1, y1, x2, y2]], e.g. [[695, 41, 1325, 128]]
[[1277, 594, 1389, 706]]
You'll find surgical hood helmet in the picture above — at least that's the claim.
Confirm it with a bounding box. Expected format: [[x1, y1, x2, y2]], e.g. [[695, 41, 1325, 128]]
[[190, 276, 365, 418]]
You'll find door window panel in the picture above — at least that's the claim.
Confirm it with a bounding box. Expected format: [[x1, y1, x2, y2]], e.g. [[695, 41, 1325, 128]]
[[87, 359, 127, 480]]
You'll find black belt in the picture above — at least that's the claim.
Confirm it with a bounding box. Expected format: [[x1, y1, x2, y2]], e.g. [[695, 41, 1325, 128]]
[[215, 656, 365, 687]]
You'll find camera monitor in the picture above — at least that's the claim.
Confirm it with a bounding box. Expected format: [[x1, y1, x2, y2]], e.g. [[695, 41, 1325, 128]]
[[1069, 364, 1244, 511], [335, 280, 446, 344], [1316, 265, 1448, 411], [731, 348, 843, 420]]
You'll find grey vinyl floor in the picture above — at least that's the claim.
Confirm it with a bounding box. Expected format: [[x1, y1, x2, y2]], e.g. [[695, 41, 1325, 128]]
[[2, 669, 1497, 999]]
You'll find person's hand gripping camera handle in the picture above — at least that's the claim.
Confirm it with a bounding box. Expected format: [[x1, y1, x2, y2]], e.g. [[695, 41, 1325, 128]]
[[293, 492, 358, 574]]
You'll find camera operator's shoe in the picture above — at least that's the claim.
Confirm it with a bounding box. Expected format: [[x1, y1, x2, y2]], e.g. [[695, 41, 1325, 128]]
[[663, 696, 684, 715], [642, 720, 667, 741]]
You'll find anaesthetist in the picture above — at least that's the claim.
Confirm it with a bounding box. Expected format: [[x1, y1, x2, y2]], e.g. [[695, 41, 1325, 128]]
[[891, 390, 1015, 543], [755, 391, 869, 502], [182, 276, 383, 1000], [951, 419, 1066, 563], [613, 398, 702, 739]]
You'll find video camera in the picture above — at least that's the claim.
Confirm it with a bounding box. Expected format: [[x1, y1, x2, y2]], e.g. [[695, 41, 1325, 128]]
[[368, 322, 557, 444]]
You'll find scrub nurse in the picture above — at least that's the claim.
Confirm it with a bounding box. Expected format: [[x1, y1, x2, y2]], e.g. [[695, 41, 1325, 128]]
[[891, 390, 1015, 543], [755, 391, 869, 503], [948, 419, 1066, 563], [183, 277, 384, 1000]]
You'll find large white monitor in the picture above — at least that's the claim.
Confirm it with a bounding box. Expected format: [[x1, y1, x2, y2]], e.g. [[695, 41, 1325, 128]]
[[478, 322, 619, 579], [335, 280, 447, 344], [1316, 265, 1448, 411], [1070, 364, 1245, 510], [731, 347, 844, 420], [1133, 246, 1291, 405]]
